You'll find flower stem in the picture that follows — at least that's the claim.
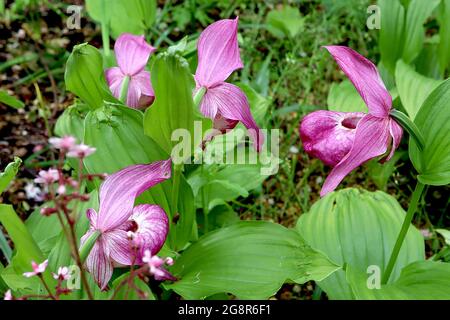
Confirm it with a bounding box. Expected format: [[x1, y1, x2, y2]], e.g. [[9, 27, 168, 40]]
[[38, 275, 56, 300], [79, 230, 101, 263], [382, 181, 425, 284], [119, 76, 130, 104], [390, 109, 425, 151], [193, 87, 206, 107], [100, 0, 111, 61]]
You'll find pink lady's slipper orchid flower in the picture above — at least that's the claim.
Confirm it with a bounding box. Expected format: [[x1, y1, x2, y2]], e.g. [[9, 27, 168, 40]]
[[195, 18, 264, 151], [80, 159, 172, 290], [300, 46, 403, 197], [105, 33, 156, 108]]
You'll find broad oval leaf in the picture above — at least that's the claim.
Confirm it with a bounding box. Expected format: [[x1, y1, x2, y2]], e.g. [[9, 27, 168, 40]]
[[144, 52, 207, 158], [166, 221, 340, 300], [296, 188, 424, 299], [327, 80, 367, 113], [65, 43, 118, 109], [409, 79, 450, 185], [347, 261, 450, 299], [395, 60, 442, 120]]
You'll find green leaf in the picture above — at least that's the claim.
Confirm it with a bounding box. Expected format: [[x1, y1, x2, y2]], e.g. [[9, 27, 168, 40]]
[[438, 0, 450, 76], [65, 43, 118, 109], [188, 164, 267, 210], [401, 0, 440, 63], [166, 221, 340, 300], [327, 80, 368, 113], [83, 104, 196, 251], [110, 272, 155, 300], [0, 157, 21, 194], [415, 39, 442, 79], [25, 207, 61, 255], [395, 60, 443, 120], [347, 261, 450, 299], [296, 188, 424, 299], [144, 52, 205, 158], [86, 0, 156, 39], [54, 103, 89, 142], [266, 6, 304, 38], [409, 79, 450, 185], [0, 90, 24, 109], [379, 0, 405, 74], [0, 204, 55, 294]]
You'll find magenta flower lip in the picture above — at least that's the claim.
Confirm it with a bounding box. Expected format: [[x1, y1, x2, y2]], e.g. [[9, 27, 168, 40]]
[[299, 46, 403, 197], [105, 33, 156, 109], [80, 159, 172, 290], [194, 17, 264, 151]]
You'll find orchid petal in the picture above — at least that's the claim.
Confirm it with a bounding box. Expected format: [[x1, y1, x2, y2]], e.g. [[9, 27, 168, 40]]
[[195, 18, 243, 87], [85, 239, 112, 291], [200, 82, 264, 151], [95, 159, 172, 232], [114, 33, 155, 76], [105, 67, 124, 99], [129, 204, 169, 261], [320, 115, 391, 196], [324, 46, 391, 117], [384, 118, 403, 162], [126, 70, 154, 108], [104, 230, 133, 266], [300, 110, 365, 167]]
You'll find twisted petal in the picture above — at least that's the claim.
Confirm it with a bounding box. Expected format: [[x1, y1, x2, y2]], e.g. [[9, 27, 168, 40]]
[[324, 46, 391, 118], [384, 118, 403, 162], [104, 229, 133, 266], [96, 159, 172, 232], [126, 70, 154, 108], [115, 33, 155, 76], [84, 239, 112, 291], [300, 110, 365, 167], [200, 82, 264, 151], [195, 18, 243, 87], [105, 67, 124, 98], [320, 115, 391, 196], [128, 204, 169, 262]]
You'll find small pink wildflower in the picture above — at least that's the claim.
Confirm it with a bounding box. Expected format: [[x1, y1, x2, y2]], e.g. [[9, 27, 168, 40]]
[[23, 259, 48, 278], [67, 144, 96, 159], [34, 169, 59, 185], [49, 136, 76, 151], [53, 266, 70, 281], [4, 290, 13, 300]]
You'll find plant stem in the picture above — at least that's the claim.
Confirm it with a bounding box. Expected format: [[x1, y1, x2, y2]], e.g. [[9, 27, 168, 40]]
[[79, 230, 101, 263], [119, 76, 130, 104], [38, 275, 56, 300], [100, 0, 111, 61], [382, 182, 425, 284], [193, 87, 206, 107], [390, 109, 425, 151]]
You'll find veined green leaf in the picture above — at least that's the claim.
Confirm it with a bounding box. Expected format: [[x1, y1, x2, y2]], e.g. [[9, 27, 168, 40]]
[[395, 60, 442, 120], [144, 52, 207, 158], [437, 0, 450, 75], [401, 0, 440, 63], [65, 43, 118, 109], [296, 188, 424, 299], [409, 79, 450, 185], [86, 0, 156, 39], [0, 157, 21, 194], [347, 261, 450, 299], [379, 0, 405, 74], [166, 221, 340, 299]]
